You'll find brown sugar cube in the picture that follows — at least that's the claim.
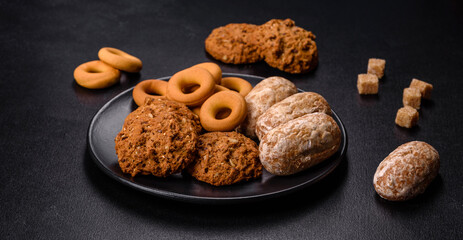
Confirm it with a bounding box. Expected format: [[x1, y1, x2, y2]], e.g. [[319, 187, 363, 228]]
[[403, 87, 421, 109], [367, 58, 386, 79], [357, 74, 379, 94], [410, 78, 433, 99], [395, 106, 419, 128]]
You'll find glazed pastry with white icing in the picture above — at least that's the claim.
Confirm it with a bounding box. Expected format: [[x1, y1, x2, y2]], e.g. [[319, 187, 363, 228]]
[[259, 112, 341, 176], [373, 141, 439, 201]]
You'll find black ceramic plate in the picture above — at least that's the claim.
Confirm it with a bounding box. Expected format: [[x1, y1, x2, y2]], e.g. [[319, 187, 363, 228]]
[[87, 73, 347, 204]]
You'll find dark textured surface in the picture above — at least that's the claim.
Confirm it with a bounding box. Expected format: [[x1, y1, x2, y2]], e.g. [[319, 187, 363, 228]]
[[0, 0, 462, 239]]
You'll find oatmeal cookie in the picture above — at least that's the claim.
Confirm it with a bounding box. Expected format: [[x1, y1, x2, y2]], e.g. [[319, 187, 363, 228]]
[[115, 98, 202, 177], [205, 23, 262, 64], [187, 132, 262, 186], [260, 19, 318, 74]]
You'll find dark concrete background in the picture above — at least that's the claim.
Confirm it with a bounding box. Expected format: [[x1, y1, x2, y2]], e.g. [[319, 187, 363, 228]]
[[0, 0, 462, 239]]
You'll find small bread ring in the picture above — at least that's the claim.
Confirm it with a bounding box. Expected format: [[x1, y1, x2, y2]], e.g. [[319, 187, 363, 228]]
[[73, 60, 120, 89], [199, 91, 247, 132], [220, 77, 253, 97], [192, 62, 222, 84], [166, 67, 216, 107], [214, 84, 229, 93], [132, 79, 168, 106], [188, 84, 229, 95], [190, 84, 230, 115], [98, 47, 143, 73], [191, 106, 201, 116]]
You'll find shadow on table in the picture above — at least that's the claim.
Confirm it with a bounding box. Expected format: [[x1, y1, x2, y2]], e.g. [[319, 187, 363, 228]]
[[357, 93, 380, 106], [84, 149, 349, 230]]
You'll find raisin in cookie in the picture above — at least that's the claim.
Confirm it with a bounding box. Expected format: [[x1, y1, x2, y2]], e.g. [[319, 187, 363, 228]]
[[115, 98, 202, 177], [205, 23, 262, 64], [187, 131, 262, 186], [260, 19, 318, 74]]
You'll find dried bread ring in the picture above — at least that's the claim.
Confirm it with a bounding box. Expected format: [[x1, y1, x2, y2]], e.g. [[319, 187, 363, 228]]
[[200, 91, 247, 132], [98, 47, 142, 73], [192, 62, 222, 84], [220, 77, 253, 97], [73, 60, 120, 89], [166, 67, 216, 107], [183, 82, 228, 94], [191, 84, 230, 115], [132, 79, 168, 106], [191, 106, 202, 116], [214, 84, 229, 92]]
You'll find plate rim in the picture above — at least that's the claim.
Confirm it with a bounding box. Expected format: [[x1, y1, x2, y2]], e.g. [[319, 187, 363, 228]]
[[87, 73, 348, 204]]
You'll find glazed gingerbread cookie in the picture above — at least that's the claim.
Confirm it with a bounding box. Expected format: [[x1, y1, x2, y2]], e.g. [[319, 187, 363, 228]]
[[115, 98, 202, 177], [187, 131, 262, 186], [259, 19, 318, 74], [205, 23, 262, 64]]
